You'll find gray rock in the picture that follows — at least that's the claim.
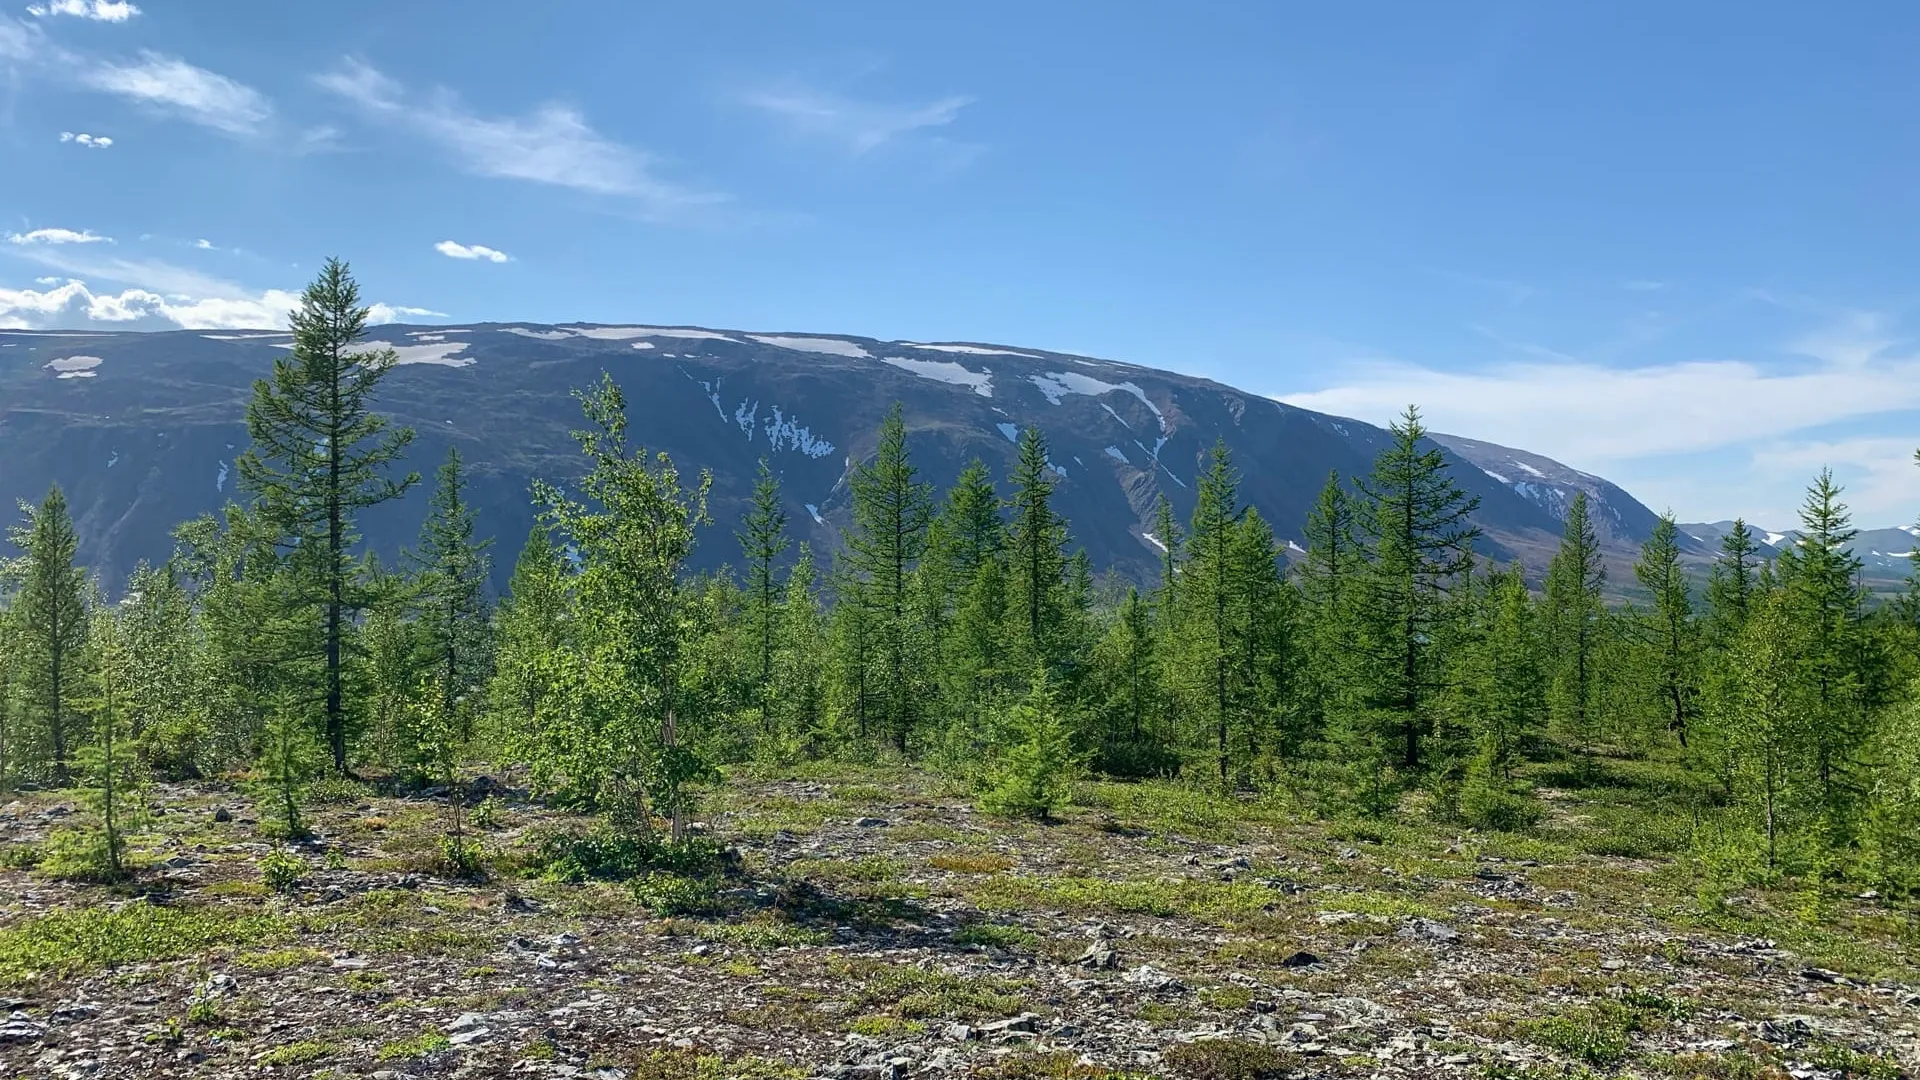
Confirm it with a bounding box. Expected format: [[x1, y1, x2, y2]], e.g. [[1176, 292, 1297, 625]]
[[1397, 918, 1461, 944]]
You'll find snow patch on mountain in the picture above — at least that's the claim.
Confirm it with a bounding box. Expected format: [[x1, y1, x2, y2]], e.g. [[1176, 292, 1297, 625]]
[[881, 356, 993, 397], [1100, 403, 1132, 429], [1765, 532, 1789, 546], [749, 335, 869, 358], [1903, 524, 1920, 537], [1481, 468, 1510, 483], [45, 355, 101, 378], [502, 328, 574, 341], [215, 461, 228, 493], [1029, 371, 1166, 432], [386, 341, 473, 367], [631, 341, 655, 350], [761, 406, 835, 459], [904, 343, 1041, 359], [1512, 460, 1546, 478], [202, 332, 290, 341], [1142, 532, 1168, 553], [805, 504, 824, 525], [996, 422, 1019, 443], [1105, 446, 1130, 464]]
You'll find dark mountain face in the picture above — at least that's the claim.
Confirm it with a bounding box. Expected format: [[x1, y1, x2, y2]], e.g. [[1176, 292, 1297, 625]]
[[5, 322, 1581, 593]]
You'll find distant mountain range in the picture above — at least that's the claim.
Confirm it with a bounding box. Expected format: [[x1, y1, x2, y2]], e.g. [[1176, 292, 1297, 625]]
[[0, 323, 1910, 597]]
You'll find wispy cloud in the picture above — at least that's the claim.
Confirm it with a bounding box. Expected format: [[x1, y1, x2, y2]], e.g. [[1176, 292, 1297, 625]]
[[434, 239, 509, 263], [58, 130, 111, 147], [0, 16, 271, 137], [8, 227, 111, 245], [744, 83, 977, 158], [81, 51, 271, 135], [27, 0, 139, 21], [1277, 311, 1920, 524], [315, 58, 723, 215]]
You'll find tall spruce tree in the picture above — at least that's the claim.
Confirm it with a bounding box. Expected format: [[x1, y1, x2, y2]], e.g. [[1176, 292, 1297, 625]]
[[737, 459, 790, 718], [236, 258, 418, 773], [1704, 519, 1764, 650], [842, 406, 933, 752], [10, 485, 89, 783], [1354, 407, 1481, 773], [1774, 469, 1869, 841], [1545, 491, 1607, 763], [412, 447, 493, 747], [1184, 442, 1244, 782], [1297, 471, 1364, 747], [1006, 427, 1070, 676], [1634, 514, 1698, 749]]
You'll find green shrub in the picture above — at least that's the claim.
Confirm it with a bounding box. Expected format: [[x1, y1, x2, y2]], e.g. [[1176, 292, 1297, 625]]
[[0, 842, 44, 870], [375, 1031, 450, 1061], [631, 873, 721, 917], [38, 827, 121, 883], [0, 904, 286, 986], [525, 826, 724, 883], [260, 849, 305, 893], [1528, 1002, 1634, 1067], [1161, 1039, 1299, 1079], [435, 835, 488, 880]]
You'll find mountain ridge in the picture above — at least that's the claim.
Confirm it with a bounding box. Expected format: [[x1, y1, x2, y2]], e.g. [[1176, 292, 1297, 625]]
[[0, 321, 1906, 594]]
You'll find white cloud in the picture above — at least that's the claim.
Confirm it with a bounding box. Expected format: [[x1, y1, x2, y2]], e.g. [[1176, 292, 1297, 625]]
[[433, 239, 509, 263], [745, 84, 975, 156], [367, 302, 447, 323], [1279, 326, 1920, 468], [7, 227, 111, 245], [315, 58, 723, 214], [193, 238, 214, 250], [58, 130, 111, 147], [27, 0, 139, 21], [81, 51, 270, 135], [1748, 437, 1920, 528], [1277, 312, 1920, 525], [2, 248, 440, 331]]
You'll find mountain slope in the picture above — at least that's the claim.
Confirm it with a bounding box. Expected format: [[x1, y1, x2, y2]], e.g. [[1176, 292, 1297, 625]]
[[0, 323, 1650, 592]]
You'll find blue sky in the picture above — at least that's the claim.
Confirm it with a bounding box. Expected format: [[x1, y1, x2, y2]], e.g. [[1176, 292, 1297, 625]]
[[2, 1, 1917, 528]]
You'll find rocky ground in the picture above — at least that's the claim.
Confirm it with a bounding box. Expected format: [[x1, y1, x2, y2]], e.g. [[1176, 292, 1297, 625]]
[[0, 768, 1915, 1080]]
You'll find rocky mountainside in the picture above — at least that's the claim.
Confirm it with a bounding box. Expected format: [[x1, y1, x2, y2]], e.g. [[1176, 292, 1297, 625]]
[[1, 323, 1579, 593], [1680, 520, 1917, 590], [1, 322, 1905, 595]]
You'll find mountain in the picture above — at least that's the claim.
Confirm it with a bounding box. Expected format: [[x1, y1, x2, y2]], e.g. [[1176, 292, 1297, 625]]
[[0, 321, 1892, 597], [1679, 520, 1917, 592]]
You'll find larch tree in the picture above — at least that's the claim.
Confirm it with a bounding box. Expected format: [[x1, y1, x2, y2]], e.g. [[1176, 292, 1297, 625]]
[[736, 459, 790, 720], [9, 485, 89, 783], [842, 405, 934, 752], [1006, 426, 1070, 678], [1354, 407, 1481, 774], [236, 257, 418, 773], [1545, 491, 1607, 764], [412, 447, 493, 747], [1634, 514, 1698, 749]]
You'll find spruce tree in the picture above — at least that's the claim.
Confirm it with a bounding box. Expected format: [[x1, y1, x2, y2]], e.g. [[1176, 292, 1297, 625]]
[[1006, 427, 1070, 676], [236, 258, 418, 773], [842, 406, 933, 752], [1774, 469, 1869, 841], [980, 670, 1077, 821], [411, 447, 493, 747], [1634, 514, 1697, 749], [737, 459, 790, 718], [1354, 407, 1481, 773], [1297, 471, 1364, 749], [1545, 491, 1607, 764], [9, 485, 89, 783], [1704, 519, 1764, 651], [77, 609, 143, 879], [1184, 441, 1245, 782]]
